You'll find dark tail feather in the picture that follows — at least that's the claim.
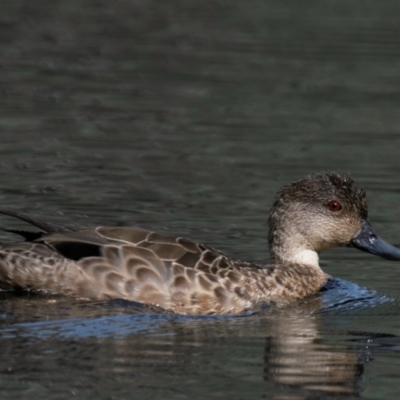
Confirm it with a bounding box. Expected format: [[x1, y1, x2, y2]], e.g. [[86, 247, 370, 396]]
[[0, 209, 65, 234], [0, 228, 44, 241]]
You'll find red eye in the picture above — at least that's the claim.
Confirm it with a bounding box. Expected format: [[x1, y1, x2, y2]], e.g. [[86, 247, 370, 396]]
[[328, 201, 342, 212]]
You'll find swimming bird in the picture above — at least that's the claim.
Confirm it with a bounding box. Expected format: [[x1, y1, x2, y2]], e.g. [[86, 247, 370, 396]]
[[0, 172, 399, 315]]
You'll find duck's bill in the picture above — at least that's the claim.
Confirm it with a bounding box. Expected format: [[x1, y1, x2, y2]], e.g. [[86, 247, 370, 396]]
[[350, 219, 400, 261]]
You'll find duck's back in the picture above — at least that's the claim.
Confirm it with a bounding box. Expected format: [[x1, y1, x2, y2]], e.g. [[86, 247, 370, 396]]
[[0, 226, 252, 314]]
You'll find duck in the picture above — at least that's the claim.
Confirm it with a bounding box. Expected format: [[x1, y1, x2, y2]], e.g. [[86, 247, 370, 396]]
[[0, 171, 399, 315]]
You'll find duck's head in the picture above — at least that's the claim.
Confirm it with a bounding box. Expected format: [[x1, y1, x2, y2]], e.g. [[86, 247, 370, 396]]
[[268, 172, 400, 266]]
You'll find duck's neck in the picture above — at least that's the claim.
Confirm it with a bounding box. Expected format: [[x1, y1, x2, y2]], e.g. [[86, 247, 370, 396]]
[[268, 209, 323, 271], [270, 242, 322, 271], [276, 248, 320, 268]]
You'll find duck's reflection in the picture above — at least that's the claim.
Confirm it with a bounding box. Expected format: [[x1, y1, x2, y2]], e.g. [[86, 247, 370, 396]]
[[0, 295, 372, 398], [263, 309, 363, 397]]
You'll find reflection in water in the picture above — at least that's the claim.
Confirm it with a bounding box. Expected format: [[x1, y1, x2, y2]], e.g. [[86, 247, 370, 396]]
[[0, 295, 371, 398], [263, 311, 362, 398]]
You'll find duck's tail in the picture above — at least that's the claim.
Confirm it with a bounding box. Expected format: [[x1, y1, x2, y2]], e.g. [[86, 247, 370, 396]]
[[0, 209, 67, 240]]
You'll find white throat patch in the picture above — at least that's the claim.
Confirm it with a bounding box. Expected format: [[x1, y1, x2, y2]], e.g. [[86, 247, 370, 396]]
[[288, 249, 320, 268]]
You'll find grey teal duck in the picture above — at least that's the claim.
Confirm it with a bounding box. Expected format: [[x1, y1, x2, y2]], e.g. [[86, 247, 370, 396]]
[[0, 172, 399, 315]]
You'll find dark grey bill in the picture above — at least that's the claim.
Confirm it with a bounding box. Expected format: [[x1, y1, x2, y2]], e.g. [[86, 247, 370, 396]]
[[350, 219, 400, 261]]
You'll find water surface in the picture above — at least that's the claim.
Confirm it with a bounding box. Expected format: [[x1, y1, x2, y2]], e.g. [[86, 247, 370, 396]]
[[1, 1, 400, 398]]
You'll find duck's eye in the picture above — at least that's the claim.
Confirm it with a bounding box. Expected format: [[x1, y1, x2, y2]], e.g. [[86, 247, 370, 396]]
[[328, 200, 342, 212]]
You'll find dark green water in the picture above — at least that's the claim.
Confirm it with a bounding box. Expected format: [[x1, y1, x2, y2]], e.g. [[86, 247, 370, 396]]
[[1, 1, 400, 398]]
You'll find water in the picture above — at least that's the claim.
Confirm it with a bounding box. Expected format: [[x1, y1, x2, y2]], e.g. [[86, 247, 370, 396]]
[[1, 0, 400, 398]]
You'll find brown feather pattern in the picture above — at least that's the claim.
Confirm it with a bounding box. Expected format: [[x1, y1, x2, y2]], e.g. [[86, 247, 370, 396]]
[[0, 226, 328, 315]]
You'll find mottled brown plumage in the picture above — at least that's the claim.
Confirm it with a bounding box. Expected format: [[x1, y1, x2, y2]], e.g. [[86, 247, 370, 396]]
[[0, 172, 397, 315]]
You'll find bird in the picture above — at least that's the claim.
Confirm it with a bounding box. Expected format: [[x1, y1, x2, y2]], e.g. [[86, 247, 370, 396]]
[[0, 171, 398, 315]]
